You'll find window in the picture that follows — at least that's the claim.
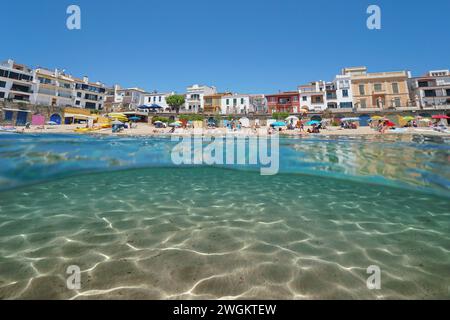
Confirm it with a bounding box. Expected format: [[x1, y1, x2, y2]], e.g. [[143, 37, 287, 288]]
[[159, 96, 162, 102], [392, 83, 399, 94], [360, 99, 367, 108], [8, 72, 19, 80], [226, 99, 230, 105], [84, 94, 98, 101], [293, 96, 298, 101], [374, 84, 382, 92], [85, 102, 96, 109], [302, 96, 307, 101], [393, 98, 401, 107], [342, 89, 349, 97], [424, 90, 436, 97], [339, 102, 353, 108], [0, 92, 4, 99], [233, 99, 237, 105], [4, 110, 13, 121], [446, 89, 450, 96], [0, 69, 8, 78], [241, 98, 244, 104], [0, 81, 5, 88], [359, 85, 365, 95], [77, 92, 82, 97], [418, 81, 429, 88], [75, 100, 80, 105]]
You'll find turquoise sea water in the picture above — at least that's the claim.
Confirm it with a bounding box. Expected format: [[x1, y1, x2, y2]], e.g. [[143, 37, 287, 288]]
[[0, 133, 449, 299]]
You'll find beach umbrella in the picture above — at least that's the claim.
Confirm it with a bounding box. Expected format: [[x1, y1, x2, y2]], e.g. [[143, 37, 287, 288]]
[[402, 116, 415, 121], [306, 120, 320, 126], [169, 122, 181, 127], [129, 116, 141, 122], [299, 108, 308, 114], [385, 121, 396, 127], [432, 115, 450, 119], [418, 118, 431, 122], [154, 121, 163, 124], [371, 116, 384, 120], [286, 116, 299, 122], [46, 121, 58, 125], [271, 121, 286, 127], [341, 117, 360, 122], [111, 120, 123, 125]]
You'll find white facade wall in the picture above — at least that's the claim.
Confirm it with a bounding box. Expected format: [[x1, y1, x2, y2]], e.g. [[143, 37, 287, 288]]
[[31, 69, 75, 107], [299, 81, 327, 112], [220, 95, 250, 114], [143, 92, 173, 111], [299, 76, 354, 111], [185, 84, 216, 112], [0, 59, 34, 103], [334, 75, 354, 109]]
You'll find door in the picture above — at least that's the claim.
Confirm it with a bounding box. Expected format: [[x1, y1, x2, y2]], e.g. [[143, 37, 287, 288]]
[[16, 111, 28, 126], [50, 114, 62, 125]]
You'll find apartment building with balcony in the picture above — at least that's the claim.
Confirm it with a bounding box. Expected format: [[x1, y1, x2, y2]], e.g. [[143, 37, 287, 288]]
[[142, 91, 174, 112], [185, 84, 216, 113], [249, 94, 268, 114], [409, 70, 450, 108], [32, 68, 75, 107], [220, 94, 251, 114], [203, 93, 230, 114], [0, 59, 34, 103], [73, 76, 107, 110], [333, 74, 354, 109], [115, 87, 147, 111], [298, 81, 327, 112], [266, 91, 300, 113], [343, 66, 411, 110]]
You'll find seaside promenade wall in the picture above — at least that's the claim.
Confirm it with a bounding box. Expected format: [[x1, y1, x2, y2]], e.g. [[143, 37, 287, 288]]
[[1, 102, 449, 126]]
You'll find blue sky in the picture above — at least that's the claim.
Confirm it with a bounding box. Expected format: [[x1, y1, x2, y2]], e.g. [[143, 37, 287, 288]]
[[2, 0, 450, 93]]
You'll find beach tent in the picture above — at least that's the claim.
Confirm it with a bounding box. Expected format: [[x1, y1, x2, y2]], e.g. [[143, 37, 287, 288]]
[[239, 117, 250, 128], [306, 120, 320, 126], [286, 116, 300, 123]]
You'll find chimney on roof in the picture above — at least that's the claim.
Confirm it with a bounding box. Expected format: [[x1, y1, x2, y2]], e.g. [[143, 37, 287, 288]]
[[83, 76, 89, 83]]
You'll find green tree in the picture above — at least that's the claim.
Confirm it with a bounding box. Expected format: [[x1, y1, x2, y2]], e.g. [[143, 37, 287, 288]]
[[272, 112, 290, 120], [166, 95, 185, 114]]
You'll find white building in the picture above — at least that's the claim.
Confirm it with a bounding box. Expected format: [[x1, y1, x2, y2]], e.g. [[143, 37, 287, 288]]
[[331, 74, 353, 109], [74, 76, 107, 110], [142, 91, 174, 112], [220, 94, 251, 114], [409, 70, 450, 107], [185, 84, 216, 113], [0, 59, 34, 104], [298, 74, 353, 112], [116, 87, 147, 111], [32, 68, 75, 107], [298, 81, 327, 112]]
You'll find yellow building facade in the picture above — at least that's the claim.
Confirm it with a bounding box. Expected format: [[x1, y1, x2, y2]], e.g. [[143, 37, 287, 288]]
[[343, 67, 411, 110]]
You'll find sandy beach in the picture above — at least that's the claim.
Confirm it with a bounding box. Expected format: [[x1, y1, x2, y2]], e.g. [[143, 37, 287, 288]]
[[14, 123, 450, 137]]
